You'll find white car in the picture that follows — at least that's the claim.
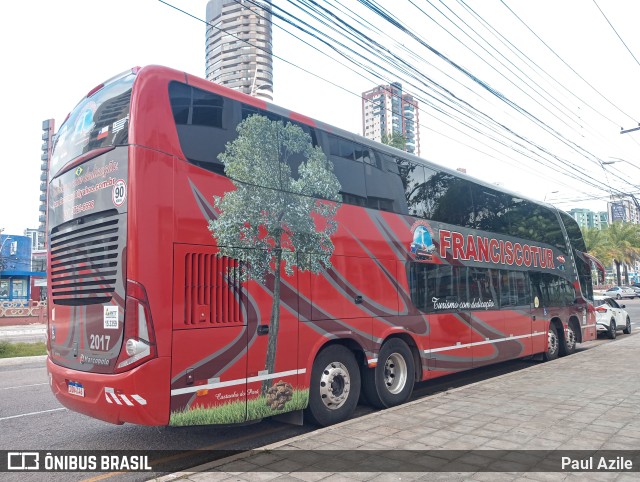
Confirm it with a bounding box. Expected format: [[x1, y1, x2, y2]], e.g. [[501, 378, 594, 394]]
[[594, 295, 632, 339]]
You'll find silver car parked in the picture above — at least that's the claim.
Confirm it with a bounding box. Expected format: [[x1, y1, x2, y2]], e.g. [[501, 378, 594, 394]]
[[604, 286, 636, 300]]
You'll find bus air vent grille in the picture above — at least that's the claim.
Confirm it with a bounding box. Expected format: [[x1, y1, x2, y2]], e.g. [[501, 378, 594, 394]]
[[184, 253, 243, 325], [49, 210, 120, 306]]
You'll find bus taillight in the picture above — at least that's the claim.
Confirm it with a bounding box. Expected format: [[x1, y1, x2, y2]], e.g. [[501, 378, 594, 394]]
[[115, 280, 157, 372]]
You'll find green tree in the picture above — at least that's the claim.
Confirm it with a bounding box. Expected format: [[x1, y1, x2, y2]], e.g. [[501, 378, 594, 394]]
[[209, 114, 341, 395], [381, 132, 407, 151], [603, 222, 640, 286], [582, 227, 608, 258]]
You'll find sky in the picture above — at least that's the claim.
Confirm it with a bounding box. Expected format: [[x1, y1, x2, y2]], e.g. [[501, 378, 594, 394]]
[[1, 0, 639, 235]]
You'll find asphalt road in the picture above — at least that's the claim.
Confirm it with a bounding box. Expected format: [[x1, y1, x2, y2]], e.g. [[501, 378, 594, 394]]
[[2, 300, 640, 482]]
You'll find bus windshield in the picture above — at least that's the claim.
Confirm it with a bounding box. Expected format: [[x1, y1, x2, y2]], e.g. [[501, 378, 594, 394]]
[[49, 70, 135, 179]]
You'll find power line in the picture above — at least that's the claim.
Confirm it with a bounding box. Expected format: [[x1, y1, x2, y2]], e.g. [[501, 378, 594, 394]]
[[592, 0, 640, 70], [161, 0, 637, 207], [499, 0, 637, 123]]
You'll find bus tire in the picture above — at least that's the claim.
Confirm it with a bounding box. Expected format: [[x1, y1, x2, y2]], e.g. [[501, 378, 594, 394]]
[[304, 344, 360, 427], [362, 338, 415, 409], [543, 324, 559, 361], [560, 322, 577, 356]]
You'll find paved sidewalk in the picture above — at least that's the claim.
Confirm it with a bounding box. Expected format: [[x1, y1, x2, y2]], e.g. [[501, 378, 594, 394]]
[[156, 334, 640, 482]]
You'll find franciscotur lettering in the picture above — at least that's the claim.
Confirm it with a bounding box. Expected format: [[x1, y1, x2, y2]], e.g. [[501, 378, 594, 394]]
[[439, 229, 556, 269]]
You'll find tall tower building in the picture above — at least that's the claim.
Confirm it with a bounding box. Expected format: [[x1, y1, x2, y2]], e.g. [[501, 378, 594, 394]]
[[205, 0, 273, 101], [362, 82, 420, 156], [39, 118, 54, 249], [608, 197, 640, 224]]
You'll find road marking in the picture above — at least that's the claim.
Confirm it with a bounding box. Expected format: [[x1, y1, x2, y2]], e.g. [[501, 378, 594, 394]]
[[0, 407, 66, 421], [80, 425, 289, 482], [1, 382, 48, 390]]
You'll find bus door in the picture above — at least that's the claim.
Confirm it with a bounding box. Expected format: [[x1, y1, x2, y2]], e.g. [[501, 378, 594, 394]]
[[170, 244, 248, 425]]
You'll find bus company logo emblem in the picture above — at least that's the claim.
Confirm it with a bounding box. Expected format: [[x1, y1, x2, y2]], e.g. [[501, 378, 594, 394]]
[[410, 221, 436, 261], [75, 167, 84, 176], [410, 221, 436, 262], [7, 452, 39, 470], [557, 255, 565, 263]]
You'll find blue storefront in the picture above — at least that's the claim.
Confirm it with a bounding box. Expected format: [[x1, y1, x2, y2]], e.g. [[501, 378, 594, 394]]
[[0, 234, 45, 302]]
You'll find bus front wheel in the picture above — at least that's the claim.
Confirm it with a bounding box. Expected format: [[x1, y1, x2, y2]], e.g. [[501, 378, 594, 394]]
[[362, 338, 415, 409], [305, 345, 361, 427]]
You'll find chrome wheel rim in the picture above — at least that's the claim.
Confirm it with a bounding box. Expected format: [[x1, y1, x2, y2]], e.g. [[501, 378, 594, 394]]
[[319, 361, 350, 410], [548, 328, 558, 356], [565, 327, 576, 351], [383, 352, 408, 395]]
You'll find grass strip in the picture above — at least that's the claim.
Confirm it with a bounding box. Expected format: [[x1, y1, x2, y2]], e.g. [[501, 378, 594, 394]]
[[0, 341, 47, 358]]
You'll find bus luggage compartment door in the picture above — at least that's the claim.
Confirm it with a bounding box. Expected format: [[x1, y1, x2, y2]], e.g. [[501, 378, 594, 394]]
[[169, 244, 248, 426]]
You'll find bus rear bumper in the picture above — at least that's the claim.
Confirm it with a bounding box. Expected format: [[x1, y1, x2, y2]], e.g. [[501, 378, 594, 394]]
[[47, 356, 170, 426]]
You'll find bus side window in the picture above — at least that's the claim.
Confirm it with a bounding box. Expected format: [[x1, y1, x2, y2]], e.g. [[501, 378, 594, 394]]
[[408, 263, 462, 313], [502, 270, 530, 307], [169, 81, 232, 175], [473, 186, 514, 235], [422, 173, 475, 228], [466, 267, 499, 308], [282, 123, 320, 185], [365, 152, 407, 213], [396, 160, 425, 217], [529, 271, 572, 307], [505, 199, 565, 251], [192, 87, 224, 128], [326, 134, 366, 206]]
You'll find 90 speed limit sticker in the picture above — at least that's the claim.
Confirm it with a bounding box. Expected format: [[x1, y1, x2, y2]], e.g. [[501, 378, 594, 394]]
[[112, 179, 127, 207]]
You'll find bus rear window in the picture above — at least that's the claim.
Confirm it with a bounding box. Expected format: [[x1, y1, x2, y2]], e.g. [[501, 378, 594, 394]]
[[50, 71, 135, 178]]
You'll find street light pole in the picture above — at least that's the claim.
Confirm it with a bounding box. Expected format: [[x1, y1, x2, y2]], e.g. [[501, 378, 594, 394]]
[[621, 124, 640, 135], [600, 158, 640, 212], [602, 157, 640, 172]]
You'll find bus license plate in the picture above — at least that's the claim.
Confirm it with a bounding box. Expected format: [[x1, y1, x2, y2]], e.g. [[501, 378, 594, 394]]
[[68, 381, 85, 397]]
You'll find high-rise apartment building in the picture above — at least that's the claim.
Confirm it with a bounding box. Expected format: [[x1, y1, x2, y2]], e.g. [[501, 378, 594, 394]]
[[568, 208, 609, 231], [608, 197, 640, 224], [39, 118, 54, 249], [362, 82, 420, 156], [205, 0, 273, 101]]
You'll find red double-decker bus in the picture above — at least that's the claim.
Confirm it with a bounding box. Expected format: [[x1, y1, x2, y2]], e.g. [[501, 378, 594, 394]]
[[47, 66, 603, 427]]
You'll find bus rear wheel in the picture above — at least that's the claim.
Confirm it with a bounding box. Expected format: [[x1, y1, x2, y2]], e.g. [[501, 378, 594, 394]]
[[560, 323, 577, 356], [543, 324, 559, 361], [305, 345, 361, 427], [362, 338, 415, 409]]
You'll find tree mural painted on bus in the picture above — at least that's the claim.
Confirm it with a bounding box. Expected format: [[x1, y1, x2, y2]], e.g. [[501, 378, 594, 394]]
[[209, 114, 341, 400]]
